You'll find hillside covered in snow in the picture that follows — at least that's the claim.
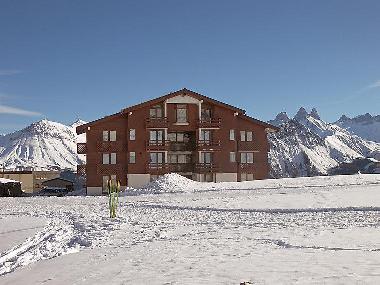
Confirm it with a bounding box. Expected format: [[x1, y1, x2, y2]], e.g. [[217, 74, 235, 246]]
[[268, 108, 380, 178], [0, 119, 86, 171]]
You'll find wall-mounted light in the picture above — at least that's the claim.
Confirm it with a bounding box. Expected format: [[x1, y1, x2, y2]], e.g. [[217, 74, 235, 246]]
[[234, 112, 239, 116], [128, 111, 133, 116]]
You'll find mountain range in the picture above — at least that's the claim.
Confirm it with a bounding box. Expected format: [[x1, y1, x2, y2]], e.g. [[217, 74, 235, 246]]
[[268, 109, 380, 177], [0, 111, 379, 177]]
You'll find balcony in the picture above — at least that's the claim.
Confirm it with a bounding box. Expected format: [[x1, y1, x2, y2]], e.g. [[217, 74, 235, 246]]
[[77, 164, 86, 176], [97, 141, 123, 152], [169, 141, 196, 151], [146, 117, 168, 128], [197, 140, 221, 151], [146, 140, 169, 151], [77, 143, 87, 154], [197, 118, 221, 128], [97, 164, 122, 175], [195, 163, 219, 173], [169, 163, 194, 173], [239, 163, 255, 171], [146, 163, 170, 175]]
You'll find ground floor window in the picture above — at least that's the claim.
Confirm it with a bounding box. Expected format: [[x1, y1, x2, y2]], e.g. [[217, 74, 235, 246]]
[[240, 173, 254, 181], [102, 175, 117, 193], [200, 173, 214, 182]]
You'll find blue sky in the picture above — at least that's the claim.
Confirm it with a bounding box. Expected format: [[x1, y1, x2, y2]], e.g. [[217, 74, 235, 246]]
[[0, 0, 379, 133]]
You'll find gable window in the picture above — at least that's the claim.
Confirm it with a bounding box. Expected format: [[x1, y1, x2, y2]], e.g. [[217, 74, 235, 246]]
[[240, 152, 254, 164], [229, 129, 235, 141], [176, 104, 187, 123], [129, 152, 136, 164], [103, 130, 117, 142], [103, 131, 109, 141], [110, 131, 117, 142], [201, 107, 212, 120], [240, 130, 253, 142], [129, 129, 136, 140], [150, 104, 163, 118]]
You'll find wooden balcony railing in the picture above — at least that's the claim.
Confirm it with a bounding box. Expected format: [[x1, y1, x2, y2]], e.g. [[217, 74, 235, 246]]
[[169, 141, 196, 151], [97, 141, 123, 152], [146, 163, 170, 174], [169, 163, 194, 173], [195, 163, 219, 173], [146, 140, 169, 151], [77, 164, 86, 176], [239, 163, 255, 171], [77, 143, 87, 154], [197, 118, 221, 128], [145, 117, 168, 128], [197, 140, 221, 151], [97, 164, 122, 175]]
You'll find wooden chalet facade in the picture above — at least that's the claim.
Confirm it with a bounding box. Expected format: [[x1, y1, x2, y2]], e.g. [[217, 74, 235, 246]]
[[76, 88, 278, 195]]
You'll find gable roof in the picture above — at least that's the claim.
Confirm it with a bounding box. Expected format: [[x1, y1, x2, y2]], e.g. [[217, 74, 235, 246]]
[[77, 88, 278, 133], [42, 177, 74, 184]]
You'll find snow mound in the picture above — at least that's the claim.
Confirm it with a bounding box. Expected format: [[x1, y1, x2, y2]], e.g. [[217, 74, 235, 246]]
[[140, 173, 198, 193]]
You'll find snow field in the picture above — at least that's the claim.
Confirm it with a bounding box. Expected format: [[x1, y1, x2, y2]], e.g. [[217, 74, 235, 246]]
[[0, 174, 380, 284]]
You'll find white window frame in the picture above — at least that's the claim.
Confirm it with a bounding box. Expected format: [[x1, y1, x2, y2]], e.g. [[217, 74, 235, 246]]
[[103, 153, 110, 165], [229, 152, 236, 163], [240, 130, 246, 141], [103, 131, 109, 142], [246, 131, 253, 142], [129, 152, 136, 164], [229, 129, 235, 141], [110, 131, 117, 142], [129, 129, 136, 140], [110, 153, 117, 164]]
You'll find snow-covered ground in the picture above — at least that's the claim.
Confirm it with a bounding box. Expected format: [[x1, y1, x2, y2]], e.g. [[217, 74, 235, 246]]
[[1, 174, 380, 284]]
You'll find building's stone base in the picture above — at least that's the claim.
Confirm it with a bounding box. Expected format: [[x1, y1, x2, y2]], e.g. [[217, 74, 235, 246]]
[[86, 187, 102, 196], [215, 173, 238, 182], [127, 174, 150, 188]]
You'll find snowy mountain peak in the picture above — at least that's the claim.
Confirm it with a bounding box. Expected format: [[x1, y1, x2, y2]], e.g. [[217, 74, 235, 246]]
[[268, 112, 290, 126], [294, 107, 309, 121], [337, 114, 351, 123], [309, 108, 321, 120], [69, 119, 87, 129]]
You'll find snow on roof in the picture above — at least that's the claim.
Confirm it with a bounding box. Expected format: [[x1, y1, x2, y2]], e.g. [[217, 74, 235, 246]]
[[0, 177, 20, 184]]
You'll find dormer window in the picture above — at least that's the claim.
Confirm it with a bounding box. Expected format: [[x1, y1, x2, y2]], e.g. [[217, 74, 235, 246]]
[[150, 104, 163, 118]]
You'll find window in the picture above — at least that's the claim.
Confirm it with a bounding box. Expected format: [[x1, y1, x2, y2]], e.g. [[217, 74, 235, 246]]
[[150, 130, 164, 142], [200, 152, 212, 164], [102, 176, 109, 192], [103, 153, 110, 164], [110, 131, 117, 142], [129, 152, 136, 164], [150, 105, 163, 118], [241, 173, 254, 181], [110, 153, 117, 164], [246, 131, 253, 142], [240, 130, 253, 142], [200, 130, 211, 142], [103, 175, 117, 192], [129, 129, 136, 140], [176, 104, 187, 123], [168, 132, 189, 143], [103, 131, 109, 141], [201, 107, 212, 120], [229, 129, 235, 141], [149, 152, 164, 165], [240, 131, 246, 142], [200, 173, 214, 182], [240, 152, 254, 164], [230, 152, 236, 163]]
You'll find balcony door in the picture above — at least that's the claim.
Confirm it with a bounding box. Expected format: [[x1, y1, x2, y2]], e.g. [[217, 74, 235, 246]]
[[200, 152, 213, 165], [199, 130, 211, 143], [150, 130, 164, 145], [149, 152, 165, 168]]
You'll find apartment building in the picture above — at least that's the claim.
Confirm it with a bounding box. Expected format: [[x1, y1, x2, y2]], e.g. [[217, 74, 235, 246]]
[[76, 88, 278, 195]]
